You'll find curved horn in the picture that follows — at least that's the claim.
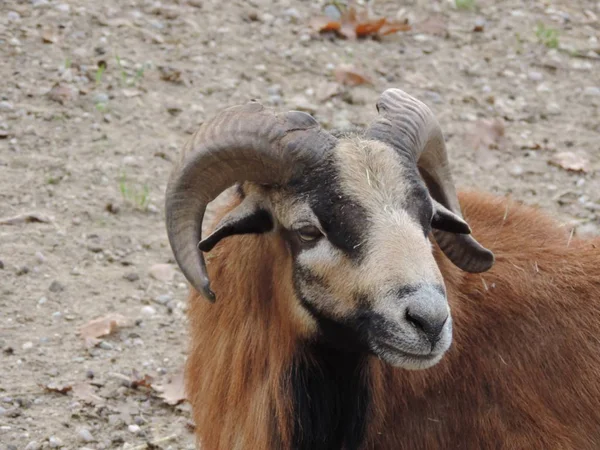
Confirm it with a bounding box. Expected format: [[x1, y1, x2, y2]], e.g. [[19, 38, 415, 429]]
[[165, 101, 337, 301], [366, 88, 494, 273]]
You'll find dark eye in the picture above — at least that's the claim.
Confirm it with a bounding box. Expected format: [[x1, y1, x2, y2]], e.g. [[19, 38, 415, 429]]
[[296, 225, 323, 243]]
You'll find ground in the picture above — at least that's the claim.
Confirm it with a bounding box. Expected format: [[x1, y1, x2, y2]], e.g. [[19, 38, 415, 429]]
[[0, 0, 599, 448]]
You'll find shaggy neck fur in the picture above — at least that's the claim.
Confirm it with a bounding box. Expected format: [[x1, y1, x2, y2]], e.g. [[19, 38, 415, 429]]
[[186, 192, 600, 450]]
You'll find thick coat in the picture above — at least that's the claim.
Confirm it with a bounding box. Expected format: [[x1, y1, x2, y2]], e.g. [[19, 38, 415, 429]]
[[185, 190, 600, 450]]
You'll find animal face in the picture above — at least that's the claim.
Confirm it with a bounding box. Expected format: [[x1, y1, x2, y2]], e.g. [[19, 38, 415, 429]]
[[167, 91, 494, 371], [240, 138, 453, 369]]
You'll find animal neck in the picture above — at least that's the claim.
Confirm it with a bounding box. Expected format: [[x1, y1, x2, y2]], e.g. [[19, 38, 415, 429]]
[[288, 342, 371, 450]]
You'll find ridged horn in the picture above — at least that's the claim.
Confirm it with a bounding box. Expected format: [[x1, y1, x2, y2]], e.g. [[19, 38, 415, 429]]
[[165, 101, 337, 301], [366, 88, 494, 273]]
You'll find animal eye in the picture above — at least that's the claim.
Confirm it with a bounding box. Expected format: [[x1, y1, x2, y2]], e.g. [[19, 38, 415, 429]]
[[296, 225, 323, 243]]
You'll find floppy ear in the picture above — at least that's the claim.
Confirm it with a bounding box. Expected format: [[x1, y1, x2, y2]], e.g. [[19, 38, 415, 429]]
[[198, 194, 273, 252], [431, 200, 471, 235]]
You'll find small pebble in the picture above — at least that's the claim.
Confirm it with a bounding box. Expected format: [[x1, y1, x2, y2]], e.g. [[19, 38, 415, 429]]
[[22, 342, 34, 350], [25, 442, 41, 450], [141, 305, 156, 316], [78, 428, 94, 443], [509, 165, 524, 176], [123, 272, 139, 282], [16, 266, 30, 276], [583, 86, 600, 97], [99, 341, 113, 350], [0, 101, 14, 111], [128, 424, 141, 434], [93, 92, 109, 104], [0, 406, 7, 416], [49, 280, 65, 293], [267, 84, 282, 96], [35, 252, 46, 264], [48, 436, 63, 448], [7, 11, 21, 21], [55, 3, 70, 12], [149, 264, 175, 282], [528, 71, 543, 81], [154, 294, 172, 305]]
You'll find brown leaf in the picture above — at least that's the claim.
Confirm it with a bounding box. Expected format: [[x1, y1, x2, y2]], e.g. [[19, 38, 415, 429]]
[[131, 370, 155, 389], [549, 151, 589, 173], [334, 64, 373, 87], [311, 4, 410, 40], [467, 119, 506, 151], [43, 383, 72, 395], [154, 370, 186, 406], [310, 16, 341, 33], [413, 16, 448, 37], [79, 314, 132, 347], [378, 21, 412, 36], [355, 18, 386, 38], [72, 382, 106, 406]]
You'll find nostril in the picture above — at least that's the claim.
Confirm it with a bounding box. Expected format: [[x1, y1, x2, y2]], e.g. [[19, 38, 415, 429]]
[[405, 307, 448, 345]]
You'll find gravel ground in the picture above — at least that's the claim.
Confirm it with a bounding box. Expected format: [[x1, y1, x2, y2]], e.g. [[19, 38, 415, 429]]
[[1, 0, 598, 448]]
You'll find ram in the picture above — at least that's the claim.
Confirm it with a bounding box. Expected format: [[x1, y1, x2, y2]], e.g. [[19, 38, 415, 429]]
[[165, 89, 600, 450]]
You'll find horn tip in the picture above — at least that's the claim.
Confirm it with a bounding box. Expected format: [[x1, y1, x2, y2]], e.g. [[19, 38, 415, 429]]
[[200, 283, 216, 303]]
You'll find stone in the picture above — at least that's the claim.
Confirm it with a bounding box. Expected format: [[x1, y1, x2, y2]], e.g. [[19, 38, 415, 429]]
[[148, 264, 175, 282], [141, 306, 156, 316], [49, 281, 64, 292], [93, 92, 109, 104], [583, 86, 600, 97], [123, 272, 139, 282], [128, 424, 141, 434], [48, 436, 63, 448], [78, 428, 94, 442], [25, 442, 41, 450]]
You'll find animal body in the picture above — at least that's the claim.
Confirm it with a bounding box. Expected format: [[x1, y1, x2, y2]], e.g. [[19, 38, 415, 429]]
[[165, 89, 600, 450]]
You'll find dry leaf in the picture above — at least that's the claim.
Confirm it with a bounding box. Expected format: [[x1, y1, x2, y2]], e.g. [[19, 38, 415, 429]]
[[467, 119, 506, 151], [549, 151, 589, 173], [154, 370, 186, 406], [131, 370, 155, 389], [79, 314, 132, 347], [43, 383, 73, 394], [72, 382, 106, 406], [311, 4, 410, 40], [0, 212, 52, 225], [334, 64, 373, 87], [378, 22, 412, 36], [309, 16, 341, 33]]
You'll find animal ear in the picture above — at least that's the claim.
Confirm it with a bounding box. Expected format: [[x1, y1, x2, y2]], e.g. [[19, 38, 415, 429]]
[[198, 194, 273, 252], [431, 200, 471, 235]]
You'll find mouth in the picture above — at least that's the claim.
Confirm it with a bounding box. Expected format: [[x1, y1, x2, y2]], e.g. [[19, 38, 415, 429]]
[[372, 340, 445, 370]]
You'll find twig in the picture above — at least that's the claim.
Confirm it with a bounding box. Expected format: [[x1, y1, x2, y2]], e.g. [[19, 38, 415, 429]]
[[128, 434, 178, 450], [0, 212, 52, 225]]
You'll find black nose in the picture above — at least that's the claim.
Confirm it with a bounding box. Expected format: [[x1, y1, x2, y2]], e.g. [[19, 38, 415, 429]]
[[405, 304, 448, 346]]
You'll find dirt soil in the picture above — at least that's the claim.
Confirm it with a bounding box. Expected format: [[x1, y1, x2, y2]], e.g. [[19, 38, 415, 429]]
[[1, 0, 599, 448]]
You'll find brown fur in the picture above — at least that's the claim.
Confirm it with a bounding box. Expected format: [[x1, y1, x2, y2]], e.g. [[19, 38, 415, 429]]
[[186, 191, 600, 449]]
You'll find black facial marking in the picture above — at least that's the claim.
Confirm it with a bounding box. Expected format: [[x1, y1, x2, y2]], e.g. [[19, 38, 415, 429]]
[[199, 209, 273, 252], [289, 343, 371, 450], [404, 175, 434, 236], [287, 156, 369, 260]]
